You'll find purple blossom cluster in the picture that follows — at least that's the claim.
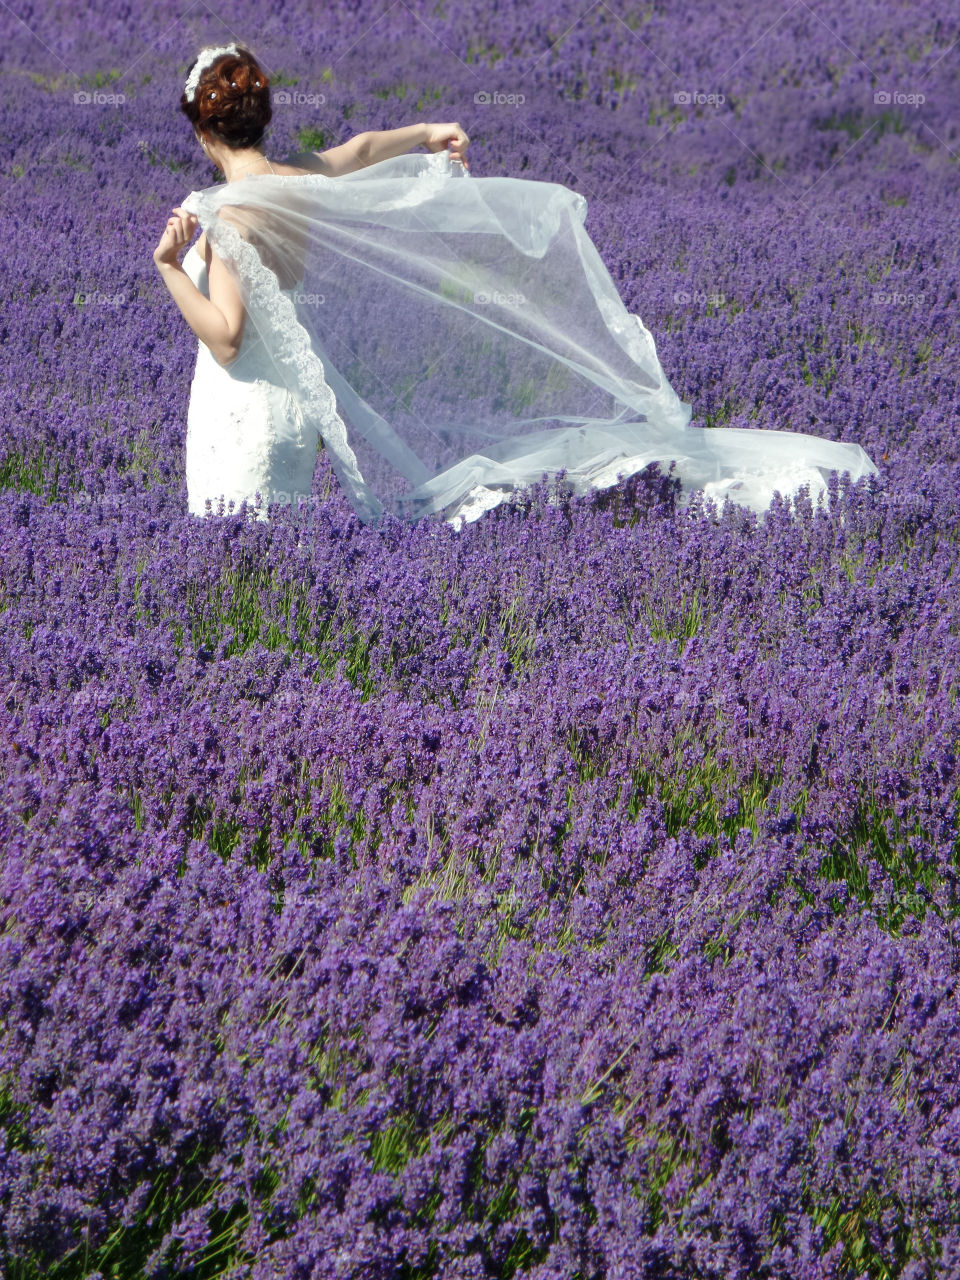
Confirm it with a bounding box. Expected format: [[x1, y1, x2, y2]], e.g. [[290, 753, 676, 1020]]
[[1, 1, 959, 1276]]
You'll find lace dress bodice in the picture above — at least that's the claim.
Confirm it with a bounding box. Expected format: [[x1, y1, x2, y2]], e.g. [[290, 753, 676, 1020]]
[[182, 243, 320, 520]]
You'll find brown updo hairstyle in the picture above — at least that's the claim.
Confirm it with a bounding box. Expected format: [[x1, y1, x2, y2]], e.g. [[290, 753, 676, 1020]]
[[180, 45, 271, 150]]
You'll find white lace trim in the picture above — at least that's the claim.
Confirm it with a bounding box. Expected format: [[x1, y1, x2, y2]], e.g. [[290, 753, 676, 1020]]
[[356, 149, 465, 209], [181, 189, 383, 523]]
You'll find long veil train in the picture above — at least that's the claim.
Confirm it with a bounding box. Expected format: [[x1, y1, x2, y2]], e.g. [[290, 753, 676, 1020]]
[[181, 150, 879, 525]]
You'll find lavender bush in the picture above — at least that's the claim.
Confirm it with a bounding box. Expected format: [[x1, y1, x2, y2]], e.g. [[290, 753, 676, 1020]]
[[1, 1, 959, 1276]]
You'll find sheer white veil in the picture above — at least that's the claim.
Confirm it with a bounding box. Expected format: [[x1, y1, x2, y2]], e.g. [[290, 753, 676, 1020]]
[[181, 150, 879, 525]]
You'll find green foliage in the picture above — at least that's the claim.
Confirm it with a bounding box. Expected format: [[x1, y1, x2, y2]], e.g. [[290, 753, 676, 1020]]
[[0, 446, 58, 497], [818, 796, 954, 934], [296, 125, 330, 152]]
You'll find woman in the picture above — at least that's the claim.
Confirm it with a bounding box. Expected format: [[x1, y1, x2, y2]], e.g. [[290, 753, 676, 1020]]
[[156, 43, 879, 526], [154, 42, 471, 521]]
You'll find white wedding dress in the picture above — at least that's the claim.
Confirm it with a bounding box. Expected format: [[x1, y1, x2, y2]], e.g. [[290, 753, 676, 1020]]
[[182, 242, 320, 520]]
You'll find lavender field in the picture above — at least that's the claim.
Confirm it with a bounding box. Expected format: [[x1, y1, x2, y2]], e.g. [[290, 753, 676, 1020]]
[[2, 1, 959, 1276]]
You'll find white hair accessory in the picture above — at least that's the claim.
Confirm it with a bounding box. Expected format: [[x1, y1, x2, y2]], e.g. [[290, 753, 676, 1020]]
[[184, 43, 240, 103]]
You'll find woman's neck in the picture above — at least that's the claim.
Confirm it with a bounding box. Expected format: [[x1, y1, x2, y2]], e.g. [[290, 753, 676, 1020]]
[[221, 150, 272, 184]]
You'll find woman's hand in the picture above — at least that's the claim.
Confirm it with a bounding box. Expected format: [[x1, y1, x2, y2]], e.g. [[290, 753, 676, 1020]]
[[423, 122, 470, 168], [154, 206, 199, 269]]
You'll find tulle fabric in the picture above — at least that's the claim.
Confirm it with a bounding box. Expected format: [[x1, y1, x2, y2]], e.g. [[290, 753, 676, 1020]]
[[180, 150, 879, 525]]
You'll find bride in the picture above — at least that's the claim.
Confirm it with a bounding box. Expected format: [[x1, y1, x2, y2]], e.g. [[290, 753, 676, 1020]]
[[154, 42, 879, 527]]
